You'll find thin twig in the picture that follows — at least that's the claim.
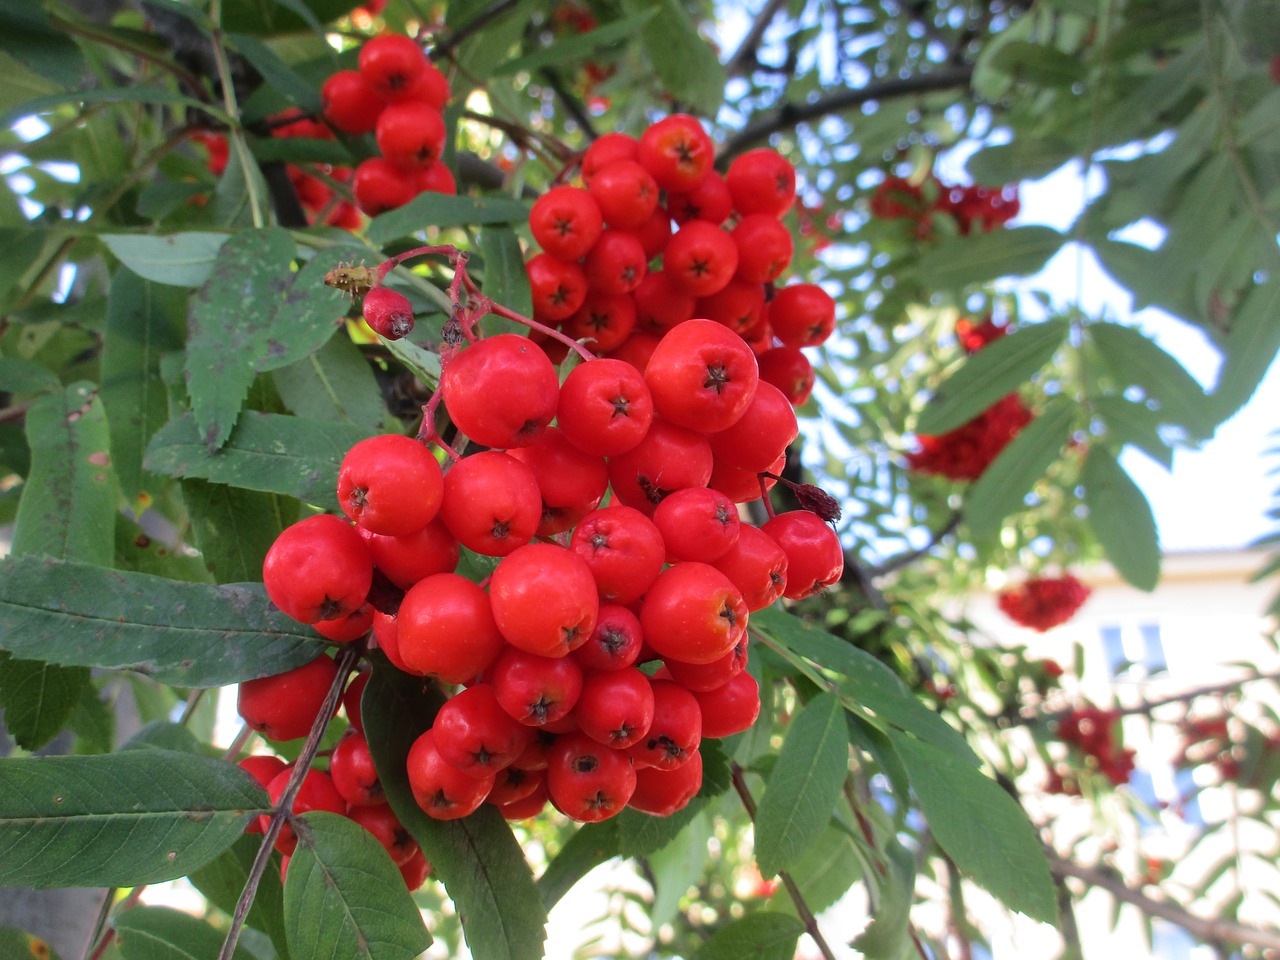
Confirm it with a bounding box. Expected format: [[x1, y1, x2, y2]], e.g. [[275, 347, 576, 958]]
[[432, 0, 523, 59], [720, 66, 974, 159], [216, 643, 364, 960], [208, 0, 265, 228], [1049, 853, 1280, 952], [731, 762, 838, 960], [870, 513, 962, 577]]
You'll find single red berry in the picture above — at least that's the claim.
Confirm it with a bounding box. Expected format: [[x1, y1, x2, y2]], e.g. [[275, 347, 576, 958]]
[[337, 434, 443, 536], [696, 277, 766, 335], [583, 229, 648, 296], [376, 101, 447, 169], [757, 346, 815, 406], [406, 728, 494, 820], [561, 291, 637, 355], [526, 252, 589, 322], [581, 132, 639, 183], [358, 33, 427, 101], [569, 504, 666, 604], [348, 802, 418, 865], [493, 776, 549, 820], [490, 646, 584, 727], [605, 417, 713, 514], [529, 185, 604, 261], [330, 729, 383, 806], [263, 514, 373, 624], [652, 486, 741, 563], [708, 380, 798, 473], [633, 270, 696, 332], [636, 113, 715, 192], [415, 160, 457, 195], [693, 670, 760, 738], [507, 427, 609, 537], [760, 510, 844, 599], [361, 286, 416, 341], [239, 755, 288, 833], [352, 156, 417, 215], [664, 221, 738, 297], [660, 632, 749, 693], [440, 334, 559, 449], [397, 573, 506, 683], [546, 731, 636, 822], [572, 604, 644, 672], [713, 524, 788, 612], [238, 655, 340, 742], [490, 542, 600, 658], [432, 683, 533, 779], [640, 562, 749, 665], [731, 213, 793, 284], [556, 358, 654, 457], [668, 169, 733, 226], [438, 451, 542, 557], [726, 148, 797, 218], [768, 283, 836, 348], [587, 159, 660, 230], [263, 766, 346, 854], [644, 318, 760, 434], [312, 603, 375, 643], [628, 748, 702, 815], [575, 667, 655, 749], [626, 679, 701, 770], [342, 669, 370, 736], [321, 70, 384, 135], [399, 847, 433, 890], [359, 517, 459, 591]]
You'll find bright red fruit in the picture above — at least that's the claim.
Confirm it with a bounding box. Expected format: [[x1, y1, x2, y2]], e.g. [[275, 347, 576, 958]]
[[668, 170, 733, 226], [359, 517, 459, 590], [640, 562, 749, 665], [572, 604, 644, 672], [664, 221, 739, 297], [490, 646, 584, 727], [569, 504, 666, 603], [693, 670, 761, 738], [760, 510, 844, 599], [726, 148, 797, 218], [397, 573, 505, 683], [731, 214, 793, 284], [526, 252, 589, 322], [652, 486, 740, 563], [628, 679, 702, 770], [321, 70, 383, 135], [239, 755, 288, 833], [263, 514, 373, 624], [440, 334, 559, 449], [660, 633, 748, 692], [361, 286, 415, 340], [757, 346, 815, 406], [606, 418, 713, 514], [583, 229, 648, 295], [406, 729, 494, 820], [507, 427, 608, 536], [529, 185, 604, 261], [358, 33, 426, 101], [330, 730, 383, 806], [338, 434, 443, 536], [263, 766, 346, 854], [352, 157, 417, 215], [768, 283, 836, 348], [712, 524, 789, 612], [375, 101, 446, 169], [636, 113, 714, 192], [708, 380, 798, 472], [556, 358, 654, 457], [546, 731, 636, 822], [490, 542, 600, 657], [348, 803, 418, 865], [587, 159, 659, 229], [997, 574, 1091, 631], [628, 748, 702, 816], [438, 451, 542, 556], [432, 683, 533, 778], [581, 132, 639, 182], [575, 668, 655, 749], [644, 319, 759, 434], [562, 292, 637, 356]]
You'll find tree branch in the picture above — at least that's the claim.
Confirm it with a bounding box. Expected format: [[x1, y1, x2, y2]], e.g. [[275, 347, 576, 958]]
[[870, 512, 962, 577], [1049, 853, 1280, 953], [725, 0, 789, 77], [720, 65, 974, 158]]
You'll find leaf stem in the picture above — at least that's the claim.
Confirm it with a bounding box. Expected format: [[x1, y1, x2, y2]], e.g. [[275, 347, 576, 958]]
[[216, 642, 364, 960], [207, 0, 265, 229], [730, 762, 838, 960]]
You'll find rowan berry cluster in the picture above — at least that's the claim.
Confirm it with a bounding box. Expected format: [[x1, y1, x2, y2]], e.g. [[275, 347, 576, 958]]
[[191, 110, 362, 229], [870, 174, 1020, 238], [522, 113, 835, 409], [320, 34, 456, 215], [1046, 703, 1136, 793], [997, 574, 1091, 632], [906, 317, 1034, 481]]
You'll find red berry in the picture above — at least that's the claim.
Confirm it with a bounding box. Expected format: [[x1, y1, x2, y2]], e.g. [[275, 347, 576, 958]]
[[726, 148, 797, 218], [353, 156, 417, 215], [438, 451, 542, 557], [397, 573, 505, 683], [546, 731, 636, 822], [636, 114, 715, 192], [358, 34, 427, 101], [569, 504, 666, 604], [490, 543, 600, 658], [760, 510, 844, 599], [263, 514, 372, 624], [587, 159, 659, 230], [605, 417, 713, 514], [572, 604, 644, 672], [575, 667, 655, 749], [652, 486, 741, 563], [583, 229, 648, 295], [337, 434, 443, 536], [263, 766, 346, 854], [693, 670, 760, 738], [626, 679, 701, 770], [640, 562, 749, 666], [361, 286, 416, 340], [440, 334, 559, 449], [507, 427, 608, 537], [348, 802, 418, 865], [664, 221, 738, 297], [731, 214, 793, 284], [321, 70, 384, 135], [556, 358, 654, 457], [406, 728, 494, 820], [359, 517, 459, 591], [628, 748, 702, 815], [529, 185, 604, 261], [432, 683, 533, 778], [644, 319, 760, 434], [490, 646, 584, 727], [526, 252, 589, 322], [768, 283, 836, 348], [757, 346, 815, 406], [712, 524, 789, 612], [375, 101, 446, 169], [330, 730, 383, 806]]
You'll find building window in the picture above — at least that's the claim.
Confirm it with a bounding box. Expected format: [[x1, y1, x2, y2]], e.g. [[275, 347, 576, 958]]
[[1100, 622, 1168, 680]]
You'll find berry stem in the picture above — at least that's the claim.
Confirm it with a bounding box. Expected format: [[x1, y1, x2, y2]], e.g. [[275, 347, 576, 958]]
[[216, 642, 365, 960]]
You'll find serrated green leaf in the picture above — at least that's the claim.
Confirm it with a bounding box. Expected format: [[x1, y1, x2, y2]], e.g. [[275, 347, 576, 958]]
[[228, 33, 324, 114], [362, 660, 548, 960], [494, 10, 656, 76], [381, 337, 442, 389], [186, 228, 347, 451], [478, 226, 532, 334], [913, 226, 1064, 290], [0, 654, 90, 752], [0, 749, 267, 888], [988, 40, 1085, 85], [692, 911, 805, 960], [1212, 276, 1280, 423], [145, 411, 374, 512], [1092, 396, 1174, 469], [0, 355, 60, 394], [754, 693, 848, 877], [100, 270, 187, 504], [1082, 446, 1161, 591], [284, 811, 431, 960], [0, 554, 330, 687], [916, 318, 1069, 435], [775, 821, 861, 915], [181, 479, 292, 584], [12, 382, 116, 566], [272, 333, 389, 434], [367, 194, 529, 245], [892, 734, 1056, 923], [850, 837, 915, 959], [964, 397, 1076, 540], [536, 819, 620, 910], [0, 924, 61, 960], [636, 0, 726, 116], [189, 834, 292, 960], [1089, 320, 1214, 438], [68, 679, 115, 755], [114, 905, 254, 960], [966, 137, 1079, 185], [102, 233, 230, 288]]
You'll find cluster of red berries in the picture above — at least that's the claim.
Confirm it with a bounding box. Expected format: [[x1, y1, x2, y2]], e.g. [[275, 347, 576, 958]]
[[320, 34, 456, 215], [522, 113, 836, 410], [869, 174, 1020, 238], [236, 669, 430, 891], [1046, 703, 1136, 793], [906, 317, 1035, 481], [190, 111, 362, 229], [243, 296, 844, 828], [548, 2, 616, 112], [997, 574, 1091, 632]]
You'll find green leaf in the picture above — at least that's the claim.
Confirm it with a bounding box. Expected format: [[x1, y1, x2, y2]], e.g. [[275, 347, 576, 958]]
[[0, 5, 86, 88], [1212, 276, 1280, 423], [220, 0, 356, 34], [367, 194, 529, 245], [1, 87, 215, 132], [114, 905, 254, 960], [181, 480, 292, 584], [0, 749, 267, 888], [987, 40, 1085, 85], [102, 233, 230, 288], [1092, 396, 1174, 469], [382, 337, 442, 389], [1088, 238, 1198, 321], [186, 228, 347, 451], [284, 811, 432, 960], [636, 0, 726, 117], [892, 734, 1056, 923], [536, 819, 619, 910], [12, 382, 117, 566], [750, 607, 973, 757], [916, 318, 1069, 435], [1082, 446, 1161, 591], [0, 355, 60, 394], [964, 397, 1076, 540], [0, 654, 90, 752], [362, 660, 548, 960], [228, 33, 324, 113], [966, 137, 1079, 185], [68, 679, 116, 755], [0, 925, 61, 960], [912, 226, 1065, 290], [753, 693, 848, 877], [775, 821, 861, 914], [100, 269, 187, 504], [478, 226, 533, 333], [494, 10, 657, 75], [692, 912, 805, 960], [189, 834, 292, 960], [850, 837, 915, 960], [272, 333, 389, 434], [1089, 320, 1214, 438], [145, 411, 373, 512], [0, 554, 330, 687], [647, 811, 712, 928]]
